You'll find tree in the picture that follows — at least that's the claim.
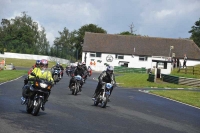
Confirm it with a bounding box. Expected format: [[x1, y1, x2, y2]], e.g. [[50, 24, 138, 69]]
[[189, 18, 200, 47], [75, 24, 107, 60], [0, 12, 49, 55], [118, 31, 135, 35]]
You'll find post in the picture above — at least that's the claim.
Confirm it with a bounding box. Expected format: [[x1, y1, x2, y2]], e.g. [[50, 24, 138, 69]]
[[76, 48, 78, 61]]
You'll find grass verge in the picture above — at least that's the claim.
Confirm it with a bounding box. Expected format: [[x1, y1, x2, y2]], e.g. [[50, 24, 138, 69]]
[[149, 90, 200, 108], [115, 73, 200, 108], [0, 70, 27, 83]]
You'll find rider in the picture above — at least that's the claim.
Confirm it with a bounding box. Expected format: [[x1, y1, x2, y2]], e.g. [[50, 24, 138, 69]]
[[52, 62, 64, 78], [82, 62, 88, 73], [82, 62, 88, 82], [92, 66, 116, 100], [27, 60, 40, 75], [68, 62, 84, 91], [21, 59, 54, 110]]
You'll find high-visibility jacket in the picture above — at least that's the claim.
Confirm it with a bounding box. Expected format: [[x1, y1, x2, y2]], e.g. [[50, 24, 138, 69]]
[[28, 68, 54, 84]]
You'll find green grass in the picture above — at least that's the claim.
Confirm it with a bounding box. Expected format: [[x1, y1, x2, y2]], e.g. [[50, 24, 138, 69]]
[[149, 90, 200, 108], [115, 73, 192, 89], [115, 72, 200, 108], [0, 70, 27, 83]]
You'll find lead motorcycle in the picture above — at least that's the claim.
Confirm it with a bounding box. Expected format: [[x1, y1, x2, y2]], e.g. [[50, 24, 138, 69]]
[[93, 83, 114, 108], [21, 77, 53, 116]]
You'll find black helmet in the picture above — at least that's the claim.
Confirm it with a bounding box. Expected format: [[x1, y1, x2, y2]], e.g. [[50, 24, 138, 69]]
[[106, 66, 114, 75], [35, 60, 41, 67]]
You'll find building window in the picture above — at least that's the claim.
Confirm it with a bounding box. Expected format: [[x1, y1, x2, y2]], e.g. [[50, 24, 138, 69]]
[[115, 54, 124, 59], [96, 52, 102, 57], [90, 53, 96, 57], [139, 56, 148, 61], [90, 52, 102, 57]]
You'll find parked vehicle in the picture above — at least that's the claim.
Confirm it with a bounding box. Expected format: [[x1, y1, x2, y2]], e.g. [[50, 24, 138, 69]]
[[21, 78, 53, 116], [93, 83, 113, 108]]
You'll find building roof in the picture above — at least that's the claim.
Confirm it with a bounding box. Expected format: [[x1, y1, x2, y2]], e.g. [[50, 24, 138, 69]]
[[82, 32, 200, 60]]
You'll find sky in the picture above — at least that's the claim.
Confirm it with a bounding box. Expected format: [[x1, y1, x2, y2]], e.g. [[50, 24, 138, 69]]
[[0, 0, 200, 46]]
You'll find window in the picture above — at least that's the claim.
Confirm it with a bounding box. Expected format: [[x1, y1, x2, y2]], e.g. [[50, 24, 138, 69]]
[[90, 53, 95, 57], [139, 56, 148, 61], [90, 52, 102, 57], [96, 52, 101, 57], [115, 54, 124, 59]]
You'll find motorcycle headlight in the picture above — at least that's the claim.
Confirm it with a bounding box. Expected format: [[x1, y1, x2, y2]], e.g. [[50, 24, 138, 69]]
[[40, 83, 48, 88], [106, 83, 112, 89]]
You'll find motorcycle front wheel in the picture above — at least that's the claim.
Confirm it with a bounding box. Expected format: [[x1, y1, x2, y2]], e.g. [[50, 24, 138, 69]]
[[101, 94, 108, 108], [32, 98, 42, 116], [26, 99, 33, 113]]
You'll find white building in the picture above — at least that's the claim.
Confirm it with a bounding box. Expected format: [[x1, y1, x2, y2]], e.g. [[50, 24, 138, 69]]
[[82, 32, 200, 74]]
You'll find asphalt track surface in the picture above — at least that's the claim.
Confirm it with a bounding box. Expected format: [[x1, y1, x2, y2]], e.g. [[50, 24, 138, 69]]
[[0, 71, 200, 133]]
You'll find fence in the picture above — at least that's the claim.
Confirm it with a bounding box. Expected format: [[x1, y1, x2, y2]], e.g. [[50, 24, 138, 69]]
[[178, 66, 200, 75], [114, 66, 146, 73]]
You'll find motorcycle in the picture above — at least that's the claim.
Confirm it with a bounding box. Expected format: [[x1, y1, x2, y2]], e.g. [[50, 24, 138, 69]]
[[82, 71, 88, 83], [66, 67, 72, 77], [87, 68, 92, 77], [70, 74, 82, 95], [21, 78, 53, 116], [52, 68, 61, 84], [93, 83, 113, 108]]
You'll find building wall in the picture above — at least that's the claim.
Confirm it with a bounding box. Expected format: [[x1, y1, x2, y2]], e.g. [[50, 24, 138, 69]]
[[82, 52, 200, 72]]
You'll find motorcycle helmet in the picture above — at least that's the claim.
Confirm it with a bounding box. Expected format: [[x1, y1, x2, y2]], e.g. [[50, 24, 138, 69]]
[[56, 62, 60, 67], [35, 60, 41, 67], [77, 62, 82, 69], [106, 66, 114, 76], [40, 59, 48, 71]]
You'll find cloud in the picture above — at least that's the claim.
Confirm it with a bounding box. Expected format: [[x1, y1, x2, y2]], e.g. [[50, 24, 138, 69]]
[[0, 0, 200, 45]]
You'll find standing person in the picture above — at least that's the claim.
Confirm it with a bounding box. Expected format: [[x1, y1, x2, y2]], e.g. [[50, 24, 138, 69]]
[[183, 54, 187, 68], [92, 66, 116, 101]]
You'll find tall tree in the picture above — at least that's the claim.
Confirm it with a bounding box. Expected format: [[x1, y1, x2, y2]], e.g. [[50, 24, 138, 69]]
[[0, 12, 49, 55], [189, 18, 200, 47], [75, 24, 107, 59]]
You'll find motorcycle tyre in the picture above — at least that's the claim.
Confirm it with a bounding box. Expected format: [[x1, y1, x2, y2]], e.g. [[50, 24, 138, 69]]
[[101, 95, 108, 108], [74, 84, 78, 95], [31, 98, 42, 116], [94, 96, 99, 106], [26, 99, 33, 113]]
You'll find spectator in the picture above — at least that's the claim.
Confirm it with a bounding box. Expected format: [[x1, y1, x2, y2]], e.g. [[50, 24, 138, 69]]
[[183, 54, 187, 68]]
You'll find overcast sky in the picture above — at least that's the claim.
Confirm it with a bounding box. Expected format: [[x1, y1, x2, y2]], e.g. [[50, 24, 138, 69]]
[[0, 0, 200, 45]]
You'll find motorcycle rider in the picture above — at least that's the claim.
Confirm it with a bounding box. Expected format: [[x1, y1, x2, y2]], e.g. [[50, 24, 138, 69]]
[[52, 62, 64, 78], [87, 66, 92, 76], [68, 62, 84, 91], [82, 62, 88, 82], [21, 59, 54, 111], [27, 60, 40, 75], [92, 66, 116, 101]]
